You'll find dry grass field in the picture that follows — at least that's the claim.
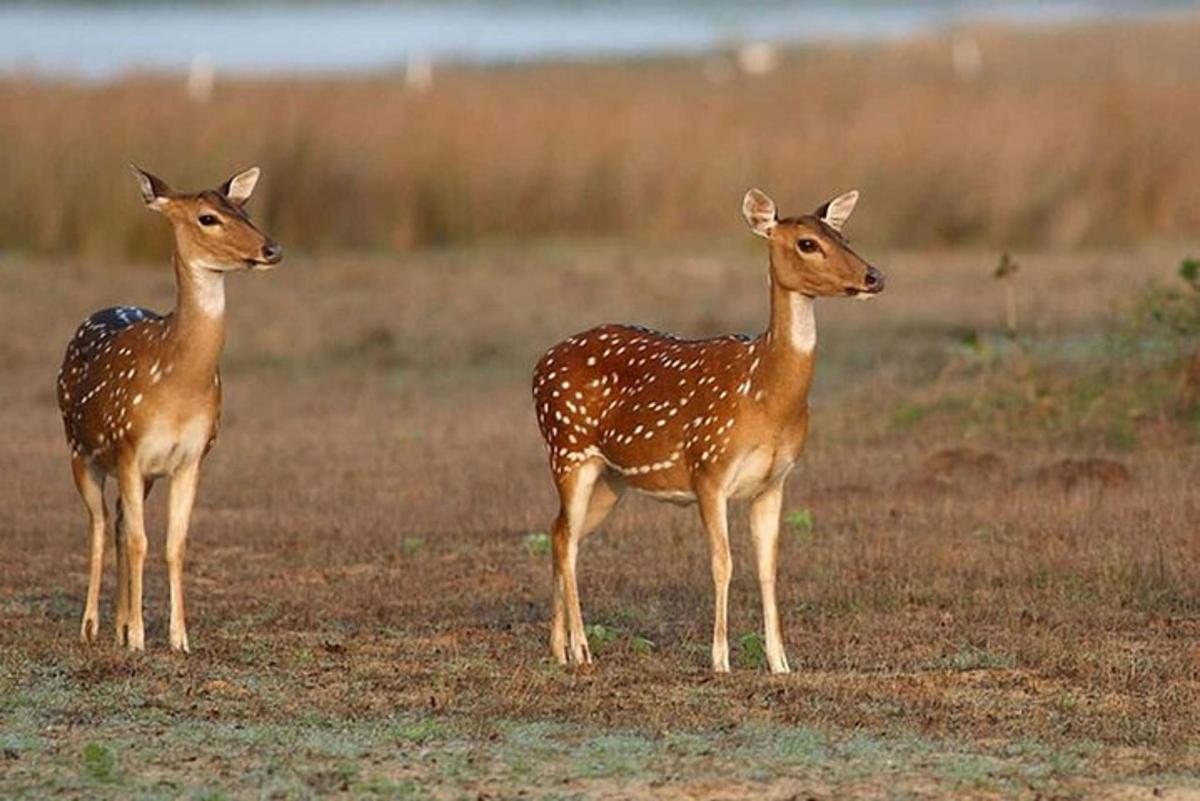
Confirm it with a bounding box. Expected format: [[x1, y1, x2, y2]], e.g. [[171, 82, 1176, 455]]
[[3, 18, 1200, 259], [1, 235, 1198, 797]]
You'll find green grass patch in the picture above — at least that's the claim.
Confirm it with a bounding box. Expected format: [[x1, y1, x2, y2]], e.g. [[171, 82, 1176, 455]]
[[525, 531, 551, 557], [784, 508, 816, 544], [390, 718, 449, 745], [81, 742, 119, 784], [939, 646, 1015, 671], [736, 631, 766, 670], [583, 623, 619, 654]]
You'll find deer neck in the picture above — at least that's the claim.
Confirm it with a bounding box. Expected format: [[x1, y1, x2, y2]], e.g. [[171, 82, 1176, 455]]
[[165, 251, 227, 386], [752, 266, 816, 415]]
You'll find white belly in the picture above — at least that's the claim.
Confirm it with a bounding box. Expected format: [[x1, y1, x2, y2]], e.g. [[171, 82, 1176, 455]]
[[634, 487, 697, 505], [726, 447, 794, 499], [137, 416, 212, 477]]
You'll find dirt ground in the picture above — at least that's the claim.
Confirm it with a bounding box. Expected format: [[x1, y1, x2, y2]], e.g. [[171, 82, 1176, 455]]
[[1, 243, 1198, 798]]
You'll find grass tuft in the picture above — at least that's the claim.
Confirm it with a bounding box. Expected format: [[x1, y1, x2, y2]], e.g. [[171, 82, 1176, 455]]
[[81, 742, 118, 784]]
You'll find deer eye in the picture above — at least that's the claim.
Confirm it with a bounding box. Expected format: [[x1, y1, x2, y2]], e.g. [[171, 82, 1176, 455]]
[[198, 214, 220, 227], [797, 238, 819, 254]]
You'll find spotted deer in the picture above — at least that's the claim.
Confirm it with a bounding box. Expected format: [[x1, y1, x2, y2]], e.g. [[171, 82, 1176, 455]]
[[532, 189, 883, 673], [57, 165, 282, 652]]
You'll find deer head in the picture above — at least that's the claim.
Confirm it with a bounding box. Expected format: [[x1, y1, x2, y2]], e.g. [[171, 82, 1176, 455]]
[[743, 188, 883, 298], [131, 165, 282, 272]]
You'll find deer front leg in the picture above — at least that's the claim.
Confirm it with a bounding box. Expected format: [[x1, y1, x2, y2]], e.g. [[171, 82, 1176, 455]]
[[166, 460, 200, 653], [751, 480, 790, 673], [698, 490, 732, 673], [71, 457, 107, 643], [117, 460, 149, 652]]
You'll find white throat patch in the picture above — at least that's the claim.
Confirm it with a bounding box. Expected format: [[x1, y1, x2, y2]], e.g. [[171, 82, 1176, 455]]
[[189, 263, 227, 318], [788, 293, 816, 352]]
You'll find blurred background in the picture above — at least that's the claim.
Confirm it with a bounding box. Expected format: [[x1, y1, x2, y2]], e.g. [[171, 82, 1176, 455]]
[[2, 0, 1200, 257]]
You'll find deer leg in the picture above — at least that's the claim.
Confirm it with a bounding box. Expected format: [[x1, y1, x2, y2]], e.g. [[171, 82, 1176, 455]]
[[582, 473, 625, 540], [166, 460, 200, 653], [117, 461, 149, 652], [550, 460, 604, 666], [113, 498, 129, 646], [551, 473, 624, 659], [549, 503, 568, 665], [114, 479, 153, 647], [698, 489, 732, 673], [71, 457, 107, 644], [751, 481, 790, 673]]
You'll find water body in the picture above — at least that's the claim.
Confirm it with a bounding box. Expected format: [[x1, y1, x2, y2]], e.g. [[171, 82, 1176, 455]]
[[0, 1, 1195, 79]]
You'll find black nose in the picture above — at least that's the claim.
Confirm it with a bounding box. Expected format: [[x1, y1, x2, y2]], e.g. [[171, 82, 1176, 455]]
[[865, 266, 884, 292], [261, 242, 283, 264]]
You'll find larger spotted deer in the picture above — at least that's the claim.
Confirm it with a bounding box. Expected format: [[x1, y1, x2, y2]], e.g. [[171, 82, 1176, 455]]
[[58, 165, 282, 652], [532, 188, 883, 673]]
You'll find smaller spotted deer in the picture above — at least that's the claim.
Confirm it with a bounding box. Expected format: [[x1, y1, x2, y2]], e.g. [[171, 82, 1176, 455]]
[[58, 165, 282, 652], [532, 189, 883, 672]]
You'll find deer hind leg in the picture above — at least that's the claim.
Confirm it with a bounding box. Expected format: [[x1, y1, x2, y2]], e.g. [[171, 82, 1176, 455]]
[[581, 473, 625, 540], [551, 471, 625, 663], [698, 488, 732, 673], [71, 457, 107, 644], [550, 459, 606, 666], [166, 460, 200, 653], [750, 481, 790, 673], [116, 462, 151, 652], [114, 497, 129, 646]]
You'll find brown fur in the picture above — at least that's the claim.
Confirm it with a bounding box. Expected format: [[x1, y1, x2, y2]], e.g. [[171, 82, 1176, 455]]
[[57, 166, 281, 652], [532, 189, 882, 672]]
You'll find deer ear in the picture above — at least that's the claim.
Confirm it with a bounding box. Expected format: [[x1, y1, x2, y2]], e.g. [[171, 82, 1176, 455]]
[[817, 190, 859, 232], [130, 164, 172, 211], [742, 188, 777, 238], [220, 166, 261, 205]]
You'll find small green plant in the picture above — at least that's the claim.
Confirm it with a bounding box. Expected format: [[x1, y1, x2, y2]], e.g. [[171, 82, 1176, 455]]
[[583, 623, 619, 653], [1134, 256, 1200, 338], [1179, 256, 1200, 289], [525, 531, 551, 557], [81, 742, 117, 783], [629, 636, 655, 655], [942, 647, 1013, 671], [391, 718, 447, 745], [958, 328, 982, 353], [787, 510, 816, 534], [736, 631, 766, 669], [1056, 692, 1079, 711], [400, 536, 423, 555]]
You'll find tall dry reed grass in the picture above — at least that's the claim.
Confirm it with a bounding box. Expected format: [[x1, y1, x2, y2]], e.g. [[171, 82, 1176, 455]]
[[2, 19, 1200, 259]]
